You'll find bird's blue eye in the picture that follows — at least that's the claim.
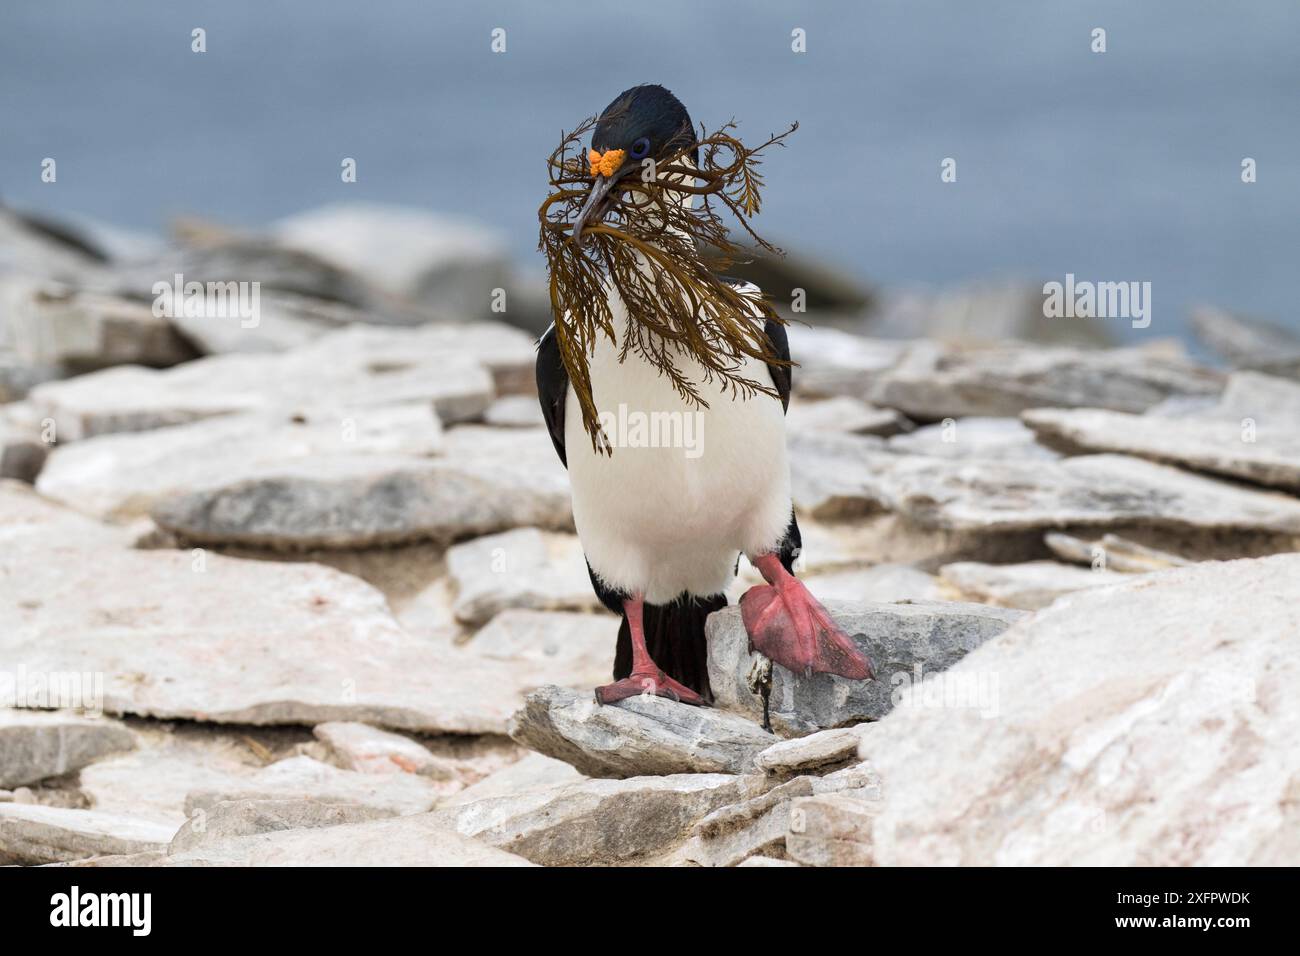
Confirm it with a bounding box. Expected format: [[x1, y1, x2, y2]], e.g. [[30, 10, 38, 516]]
[[630, 137, 650, 159]]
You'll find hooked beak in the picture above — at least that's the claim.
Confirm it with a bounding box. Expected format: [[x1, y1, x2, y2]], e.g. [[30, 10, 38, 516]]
[[570, 170, 625, 245]]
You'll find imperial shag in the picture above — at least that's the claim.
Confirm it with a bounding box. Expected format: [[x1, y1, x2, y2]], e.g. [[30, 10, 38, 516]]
[[536, 84, 874, 706]]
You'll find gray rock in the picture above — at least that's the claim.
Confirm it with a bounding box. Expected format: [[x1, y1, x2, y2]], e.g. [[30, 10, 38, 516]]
[[169, 798, 389, 853], [443, 753, 585, 807], [785, 396, 913, 437], [167, 289, 369, 355], [796, 435, 1300, 538], [508, 685, 775, 778], [464, 610, 614, 690], [754, 727, 864, 775], [1044, 531, 1193, 572], [29, 322, 533, 441], [0, 519, 556, 734], [0, 711, 137, 789], [786, 790, 883, 867], [271, 203, 513, 320], [707, 599, 1025, 735], [312, 722, 451, 779], [887, 416, 1058, 460], [37, 404, 442, 522], [483, 394, 545, 428], [431, 772, 769, 865], [165, 812, 535, 866], [78, 723, 297, 828], [865, 553, 1300, 866], [683, 761, 881, 866], [783, 325, 907, 399], [0, 206, 114, 287], [864, 280, 1114, 348], [939, 560, 1131, 610], [184, 755, 442, 817], [446, 528, 602, 625], [1024, 375, 1300, 492], [0, 276, 195, 371], [738, 855, 801, 867], [795, 565, 942, 604], [0, 404, 49, 482], [150, 426, 572, 549], [0, 804, 175, 865], [0, 350, 61, 403], [869, 342, 1224, 420], [1191, 305, 1300, 377]]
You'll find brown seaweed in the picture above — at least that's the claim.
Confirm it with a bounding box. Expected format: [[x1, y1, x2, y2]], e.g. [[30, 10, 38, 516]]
[[538, 116, 798, 453]]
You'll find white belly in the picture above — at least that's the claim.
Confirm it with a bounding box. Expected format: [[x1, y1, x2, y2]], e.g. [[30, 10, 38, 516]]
[[565, 322, 792, 605]]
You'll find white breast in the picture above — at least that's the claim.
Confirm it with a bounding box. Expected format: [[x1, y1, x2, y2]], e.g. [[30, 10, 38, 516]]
[[563, 283, 792, 605]]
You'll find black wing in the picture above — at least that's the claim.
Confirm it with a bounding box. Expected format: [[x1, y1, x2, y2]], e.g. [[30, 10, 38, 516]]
[[535, 324, 569, 468], [723, 278, 791, 414], [762, 316, 792, 414]]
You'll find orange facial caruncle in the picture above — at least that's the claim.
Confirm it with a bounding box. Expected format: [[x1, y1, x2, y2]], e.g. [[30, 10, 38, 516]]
[[587, 148, 627, 178]]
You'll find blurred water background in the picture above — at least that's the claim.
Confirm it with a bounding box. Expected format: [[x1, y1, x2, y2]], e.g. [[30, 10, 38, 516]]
[[2, 0, 1297, 342]]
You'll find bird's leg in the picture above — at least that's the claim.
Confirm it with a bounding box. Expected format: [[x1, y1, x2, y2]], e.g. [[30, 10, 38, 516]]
[[594, 594, 706, 707], [740, 553, 875, 681]]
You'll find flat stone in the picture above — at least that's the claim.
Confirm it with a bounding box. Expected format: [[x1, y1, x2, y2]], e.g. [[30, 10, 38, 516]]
[[887, 416, 1058, 460], [707, 599, 1025, 736], [150, 425, 572, 549], [166, 289, 367, 355], [1024, 376, 1300, 492], [0, 710, 137, 789], [0, 525, 549, 734], [864, 553, 1300, 865], [37, 404, 442, 522], [869, 343, 1224, 420], [786, 396, 913, 437], [783, 325, 906, 399], [0, 804, 175, 865], [682, 762, 881, 866], [939, 560, 1131, 610], [464, 610, 614, 690], [28, 322, 532, 441], [786, 790, 882, 867], [793, 565, 942, 604], [166, 812, 535, 866], [1044, 532, 1193, 572], [508, 685, 775, 778], [443, 753, 585, 807], [483, 394, 544, 428], [271, 203, 513, 320], [430, 772, 768, 865], [78, 722, 302, 827], [1191, 305, 1300, 377], [796, 435, 1300, 537], [184, 755, 441, 817], [1, 402, 52, 483], [754, 727, 864, 775], [738, 855, 801, 867], [0, 275, 195, 371], [169, 798, 388, 853], [312, 722, 452, 779], [447, 529, 602, 625]]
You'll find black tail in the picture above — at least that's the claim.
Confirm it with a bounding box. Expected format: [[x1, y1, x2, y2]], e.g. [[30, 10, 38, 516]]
[[613, 594, 727, 703]]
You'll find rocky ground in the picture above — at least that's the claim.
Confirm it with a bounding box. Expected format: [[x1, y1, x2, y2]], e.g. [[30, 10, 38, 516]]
[[2, 202, 1298, 866]]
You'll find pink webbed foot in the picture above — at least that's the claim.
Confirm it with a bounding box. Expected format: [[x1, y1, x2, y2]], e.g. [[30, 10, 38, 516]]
[[595, 669, 707, 707], [740, 575, 875, 681]]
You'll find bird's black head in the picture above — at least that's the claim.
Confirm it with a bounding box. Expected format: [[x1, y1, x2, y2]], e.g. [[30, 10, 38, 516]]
[[571, 85, 698, 244], [591, 84, 697, 167]]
